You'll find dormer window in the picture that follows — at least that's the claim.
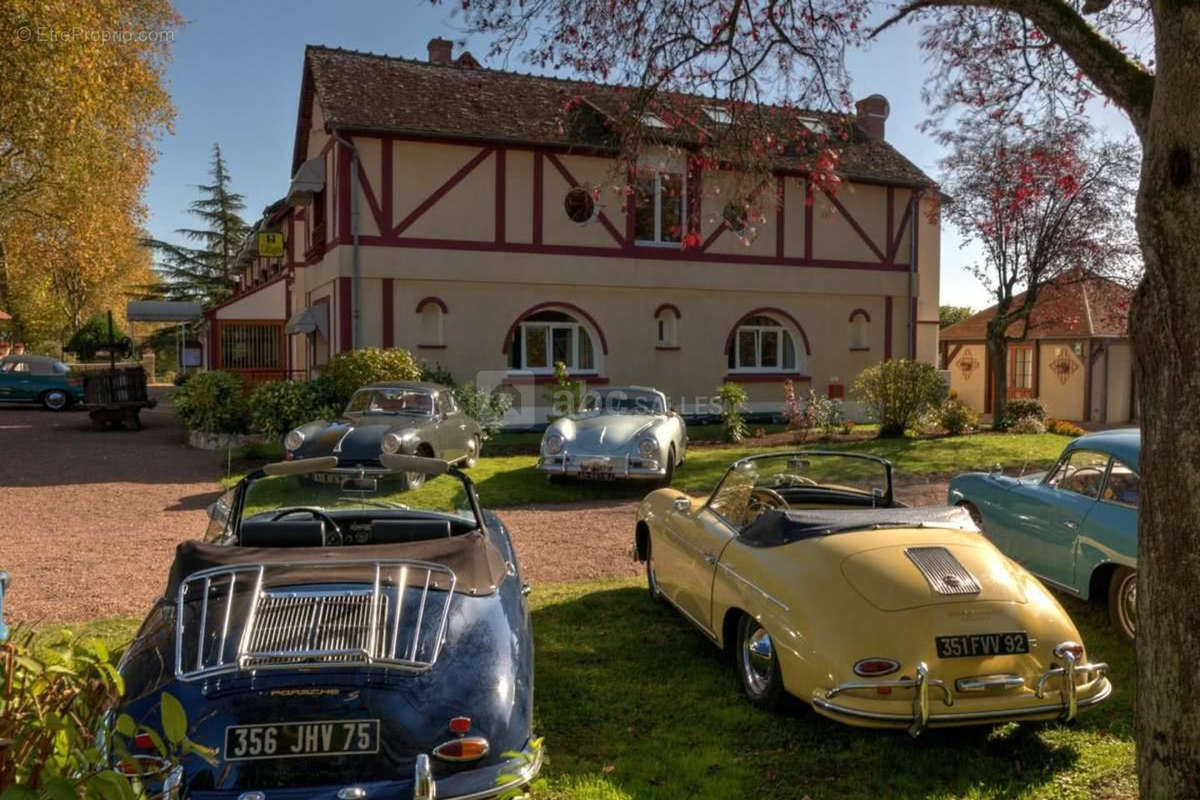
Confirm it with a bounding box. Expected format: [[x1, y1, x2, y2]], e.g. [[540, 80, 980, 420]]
[[799, 117, 830, 136], [704, 106, 732, 125], [639, 112, 670, 129]]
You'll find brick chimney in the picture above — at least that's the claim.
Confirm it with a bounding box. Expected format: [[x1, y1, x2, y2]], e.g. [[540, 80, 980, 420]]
[[855, 94, 890, 141], [427, 37, 453, 65]]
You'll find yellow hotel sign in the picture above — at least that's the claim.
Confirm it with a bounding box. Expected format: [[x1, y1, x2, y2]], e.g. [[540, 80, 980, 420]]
[[258, 232, 284, 258]]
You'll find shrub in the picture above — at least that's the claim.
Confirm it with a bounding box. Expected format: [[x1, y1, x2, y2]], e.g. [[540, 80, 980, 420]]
[[172, 370, 248, 434], [781, 380, 811, 441], [939, 396, 979, 435], [420, 361, 456, 387], [840, 420, 856, 435], [1046, 418, 1087, 437], [807, 389, 844, 438], [851, 359, 948, 437], [1011, 415, 1047, 434], [249, 380, 325, 440], [453, 381, 513, 439], [717, 382, 749, 442], [1001, 397, 1047, 429], [0, 625, 211, 796], [320, 347, 422, 409], [544, 361, 583, 419], [64, 313, 132, 361]]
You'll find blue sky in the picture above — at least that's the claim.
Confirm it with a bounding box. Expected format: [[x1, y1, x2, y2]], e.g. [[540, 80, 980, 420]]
[[147, 0, 1134, 312]]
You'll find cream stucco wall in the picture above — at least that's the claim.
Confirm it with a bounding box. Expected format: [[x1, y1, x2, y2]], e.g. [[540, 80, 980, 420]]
[[215, 279, 285, 320], [948, 345, 987, 413]]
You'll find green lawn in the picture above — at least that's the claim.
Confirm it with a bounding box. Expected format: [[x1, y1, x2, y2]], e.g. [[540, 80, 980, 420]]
[[224, 432, 1072, 511], [46, 579, 1135, 799]]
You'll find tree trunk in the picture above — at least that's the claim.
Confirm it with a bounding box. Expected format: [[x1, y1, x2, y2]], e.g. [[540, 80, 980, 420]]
[[1133, 4, 1200, 796], [986, 324, 1009, 428]]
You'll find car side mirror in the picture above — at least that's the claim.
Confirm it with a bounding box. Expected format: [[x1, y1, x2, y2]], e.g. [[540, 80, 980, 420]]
[[673, 497, 692, 514], [990, 463, 1003, 476]]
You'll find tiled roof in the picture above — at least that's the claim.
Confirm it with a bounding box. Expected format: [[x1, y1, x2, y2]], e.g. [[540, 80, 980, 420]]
[[940, 272, 1133, 342], [302, 46, 935, 187]]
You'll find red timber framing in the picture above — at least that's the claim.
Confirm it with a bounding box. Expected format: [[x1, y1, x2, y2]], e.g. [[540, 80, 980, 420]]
[[306, 130, 926, 273]]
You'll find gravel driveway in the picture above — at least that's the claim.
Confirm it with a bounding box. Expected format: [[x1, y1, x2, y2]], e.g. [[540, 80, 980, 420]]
[[0, 400, 224, 622]]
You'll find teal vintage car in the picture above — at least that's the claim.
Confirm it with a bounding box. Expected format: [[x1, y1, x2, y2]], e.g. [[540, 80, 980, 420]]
[[948, 429, 1139, 641], [0, 354, 85, 410]]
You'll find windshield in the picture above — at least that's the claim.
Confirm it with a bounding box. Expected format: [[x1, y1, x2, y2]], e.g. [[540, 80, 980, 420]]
[[707, 452, 891, 529], [207, 466, 478, 542], [346, 387, 434, 416], [581, 389, 665, 415]]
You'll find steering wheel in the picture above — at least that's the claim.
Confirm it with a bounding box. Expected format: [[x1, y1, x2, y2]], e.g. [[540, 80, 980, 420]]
[[746, 487, 790, 522], [267, 506, 342, 545]]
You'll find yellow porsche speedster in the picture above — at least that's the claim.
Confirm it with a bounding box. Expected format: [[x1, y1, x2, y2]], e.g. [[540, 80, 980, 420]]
[[633, 451, 1112, 735]]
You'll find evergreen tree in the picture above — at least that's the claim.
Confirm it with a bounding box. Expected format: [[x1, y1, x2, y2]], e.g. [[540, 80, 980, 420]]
[[147, 143, 248, 305]]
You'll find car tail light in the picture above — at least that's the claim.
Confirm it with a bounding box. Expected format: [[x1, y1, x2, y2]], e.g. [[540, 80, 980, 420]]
[[432, 736, 489, 762], [853, 658, 901, 677], [449, 716, 471, 734], [134, 733, 155, 749], [1054, 641, 1084, 659]]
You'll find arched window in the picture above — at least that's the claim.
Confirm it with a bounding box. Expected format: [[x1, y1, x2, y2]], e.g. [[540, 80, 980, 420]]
[[849, 309, 870, 350], [508, 309, 601, 374], [727, 313, 805, 373], [655, 304, 680, 348], [416, 297, 447, 347]]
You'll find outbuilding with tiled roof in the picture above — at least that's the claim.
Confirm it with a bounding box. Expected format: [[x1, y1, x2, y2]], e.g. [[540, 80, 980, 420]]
[[941, 272, 1136, 424]]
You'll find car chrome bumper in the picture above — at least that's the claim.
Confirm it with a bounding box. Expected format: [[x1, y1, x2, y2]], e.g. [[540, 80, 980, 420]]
[[814, 654, 1111, 736], [538, 449, 665, 479], [184, 739, 542, 800]]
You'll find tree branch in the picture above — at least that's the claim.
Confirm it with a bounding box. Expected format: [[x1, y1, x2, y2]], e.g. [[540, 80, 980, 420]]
[[873, 0, 1153, 135]]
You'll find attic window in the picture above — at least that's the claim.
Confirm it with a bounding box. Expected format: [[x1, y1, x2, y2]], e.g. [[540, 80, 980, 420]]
[[799, 117, 830, 136], [704, 106, 732, 125], [639, 112, 670, 129]]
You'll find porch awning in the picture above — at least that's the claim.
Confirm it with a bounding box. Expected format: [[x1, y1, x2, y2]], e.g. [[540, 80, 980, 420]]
[[285, 305, 328, 337], [286, 155, 325, 204]]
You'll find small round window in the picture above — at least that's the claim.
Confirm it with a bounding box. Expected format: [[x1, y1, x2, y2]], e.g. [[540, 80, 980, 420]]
[[722, 201, 749, 234], [564, 187, 597, 223]]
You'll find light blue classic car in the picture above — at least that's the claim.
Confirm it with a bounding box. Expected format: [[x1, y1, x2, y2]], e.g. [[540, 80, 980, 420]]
[[948, 428, 1139, 641]]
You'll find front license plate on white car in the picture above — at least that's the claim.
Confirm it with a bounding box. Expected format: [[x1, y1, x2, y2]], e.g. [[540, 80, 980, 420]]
[[224, 719, 379, 761], [936, 632, 1030, 659], [311, 472, 342, 485]]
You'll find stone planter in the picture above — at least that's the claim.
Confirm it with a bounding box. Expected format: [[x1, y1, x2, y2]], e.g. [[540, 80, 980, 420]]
[[188, 430, 258, 450]]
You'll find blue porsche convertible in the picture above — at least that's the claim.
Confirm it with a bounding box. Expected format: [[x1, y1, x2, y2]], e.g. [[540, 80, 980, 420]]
[[948, 428, 1139, 641]]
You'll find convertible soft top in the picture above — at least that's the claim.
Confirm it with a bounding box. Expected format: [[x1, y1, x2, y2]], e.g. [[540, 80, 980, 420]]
[[165, 530, 508, 597], [739, 506, 978, 547]]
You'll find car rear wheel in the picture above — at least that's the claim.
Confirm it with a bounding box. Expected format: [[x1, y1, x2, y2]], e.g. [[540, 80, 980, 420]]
[[737, 614, 785, 709], [41, 389, 69, 411], [1108, 566, 1136, 641]]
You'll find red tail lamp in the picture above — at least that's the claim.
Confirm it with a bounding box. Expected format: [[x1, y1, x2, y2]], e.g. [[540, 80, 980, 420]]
[[853, 658, 901, 677], [432, 736, 490, 762], [448, 716, 471, 734]]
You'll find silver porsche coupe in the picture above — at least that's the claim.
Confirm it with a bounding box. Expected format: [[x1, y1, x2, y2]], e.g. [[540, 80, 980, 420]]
[[537, 386, 687, 483]]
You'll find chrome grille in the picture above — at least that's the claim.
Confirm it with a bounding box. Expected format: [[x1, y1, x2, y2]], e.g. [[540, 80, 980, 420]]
[[243, 589, 389, 667], [175, 560, 456, 680], [905, 546, 981, 595]]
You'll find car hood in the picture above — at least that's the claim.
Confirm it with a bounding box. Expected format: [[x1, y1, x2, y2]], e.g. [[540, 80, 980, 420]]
[[300, 418, 419, 461], [553, 415, 659, 452], [840, 534, 1029, 611]]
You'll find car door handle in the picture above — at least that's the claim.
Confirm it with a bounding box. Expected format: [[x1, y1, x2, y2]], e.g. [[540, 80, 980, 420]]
[[1062, 520, 1078, 530], [703, 552, 717, 565]]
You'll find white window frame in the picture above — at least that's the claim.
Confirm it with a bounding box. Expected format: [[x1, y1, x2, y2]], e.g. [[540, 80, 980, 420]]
[[730, 319, 799, 373], [518, 320, 597, 374], [635, 171, 686, 247], [703, 106, 732, 125]]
